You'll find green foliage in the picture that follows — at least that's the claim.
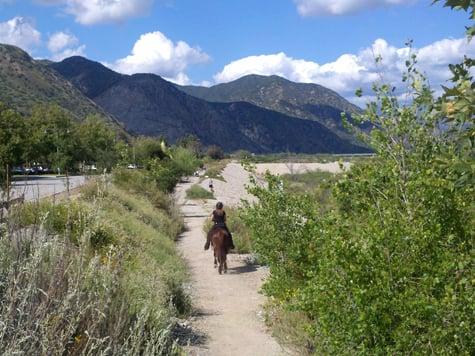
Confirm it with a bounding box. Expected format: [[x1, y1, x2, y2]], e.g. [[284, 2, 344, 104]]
[[434, 0, 475, 38], [0, 102, 25, 186], [11, 200, 93, 243], [0, 103, 121, 176], [1, 169, 188, 354], [76, 115, 118, 169], [176, 134, 203, 156], [186, 184, 214, 199], [24, 104, 80, 172], [170, 146, 202, 176], [242, 48, 475, 354], [132, 136, 169, 167]]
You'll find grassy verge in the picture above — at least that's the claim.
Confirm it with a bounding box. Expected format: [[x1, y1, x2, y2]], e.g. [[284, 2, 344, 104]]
[[1, 170, 189, 354], [186, 184, 214, 199]]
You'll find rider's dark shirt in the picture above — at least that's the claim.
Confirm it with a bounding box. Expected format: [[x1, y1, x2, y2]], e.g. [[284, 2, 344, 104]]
[[212, 209, 226, 226]]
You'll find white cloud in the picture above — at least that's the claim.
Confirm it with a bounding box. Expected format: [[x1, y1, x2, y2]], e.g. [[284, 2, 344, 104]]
[[37, 0, 154, 25], [294, 0, 416, 16], [0, 17, 41, 51], [110, 30, 209, 85], [214, 37, 475, 104], [48, 31, 86, 61], [47, 31, 78, 52]]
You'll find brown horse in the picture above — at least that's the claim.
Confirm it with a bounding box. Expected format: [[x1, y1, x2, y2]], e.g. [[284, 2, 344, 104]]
[[208, 226, 229, 274]]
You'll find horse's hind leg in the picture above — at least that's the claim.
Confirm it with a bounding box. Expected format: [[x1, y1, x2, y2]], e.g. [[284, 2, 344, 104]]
[[213, 251, 217, 268], [224, 259, 228, 273]]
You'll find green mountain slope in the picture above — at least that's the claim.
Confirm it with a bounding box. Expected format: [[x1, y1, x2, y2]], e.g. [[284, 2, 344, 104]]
[[0, 44, 119, 125]]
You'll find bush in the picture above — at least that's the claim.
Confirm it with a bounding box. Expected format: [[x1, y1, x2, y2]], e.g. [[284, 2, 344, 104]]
[[186, 185, 214, 199], [206, 145, 225, 160], [1, 168, 190, 354], [10, 200, 92, 244], [241, 53, 475, 354]]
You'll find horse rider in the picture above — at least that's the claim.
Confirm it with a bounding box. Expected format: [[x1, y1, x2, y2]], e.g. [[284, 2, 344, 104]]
[[204, 201, 235, 251]]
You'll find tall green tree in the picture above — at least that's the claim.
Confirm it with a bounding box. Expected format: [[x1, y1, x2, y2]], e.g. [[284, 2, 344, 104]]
[[76, 115, 118, 170], [0, 102, 25, 187], [25, 105, 79, 173]]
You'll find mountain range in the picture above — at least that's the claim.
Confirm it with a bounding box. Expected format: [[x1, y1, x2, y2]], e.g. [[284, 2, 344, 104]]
[[0, 44, 119, 127], [178, 74, 362, 141], [0, 44, 369, 154]]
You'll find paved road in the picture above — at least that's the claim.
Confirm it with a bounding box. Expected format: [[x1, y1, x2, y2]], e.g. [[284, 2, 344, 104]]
[[6, 175, 87, 202]]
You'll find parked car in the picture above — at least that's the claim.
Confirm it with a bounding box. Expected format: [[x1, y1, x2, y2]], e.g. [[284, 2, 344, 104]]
[[12, 166, 25, 175], [127, 164, 137, 169]]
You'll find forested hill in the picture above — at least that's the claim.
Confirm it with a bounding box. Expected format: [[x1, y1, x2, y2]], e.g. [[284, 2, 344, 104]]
[[50, 56, 369, 153], [0, 44, 118, 126], [177, 74, 362, 140]]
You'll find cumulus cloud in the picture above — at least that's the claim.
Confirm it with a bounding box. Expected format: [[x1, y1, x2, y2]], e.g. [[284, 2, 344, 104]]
[[47, 31, 86, 61], [36, 0, 153, 25], [0, 17, 41, 51], [110, 30, 209, 84], [294, 0, 416, 16], [214, 37, 475, 103]]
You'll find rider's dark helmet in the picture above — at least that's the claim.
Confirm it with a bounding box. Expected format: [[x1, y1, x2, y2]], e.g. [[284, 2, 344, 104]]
[[216, 202, 224, 209]]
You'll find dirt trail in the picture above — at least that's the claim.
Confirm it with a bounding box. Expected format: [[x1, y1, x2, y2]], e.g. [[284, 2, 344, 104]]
[[175, 161, 346, 355], [175, 165, 284, 356]]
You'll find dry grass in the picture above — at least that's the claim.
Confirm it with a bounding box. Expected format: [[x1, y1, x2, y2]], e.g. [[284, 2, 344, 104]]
[[0, 170, 189, 354]]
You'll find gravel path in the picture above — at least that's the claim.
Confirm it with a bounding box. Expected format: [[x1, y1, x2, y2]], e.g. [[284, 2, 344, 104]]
[[174, 161, 345, 355], [175, 171, 284, 356]]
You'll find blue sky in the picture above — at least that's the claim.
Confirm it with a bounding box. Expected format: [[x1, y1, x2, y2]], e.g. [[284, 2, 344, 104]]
[[0, 0, 473, 103]]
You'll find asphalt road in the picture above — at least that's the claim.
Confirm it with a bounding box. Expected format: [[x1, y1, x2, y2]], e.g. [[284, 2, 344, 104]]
[[7, 175, 87, 202]]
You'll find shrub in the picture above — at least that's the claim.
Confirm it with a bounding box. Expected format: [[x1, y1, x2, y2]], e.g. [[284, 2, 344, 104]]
[[206, 145, 224, 160], [186, 185, 214, 199], [241, 52, 475, 354]]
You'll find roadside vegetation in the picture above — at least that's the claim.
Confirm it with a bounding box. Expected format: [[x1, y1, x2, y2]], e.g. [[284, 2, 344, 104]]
[[240, 2, 475, 354], [0, 129, 202, 353]]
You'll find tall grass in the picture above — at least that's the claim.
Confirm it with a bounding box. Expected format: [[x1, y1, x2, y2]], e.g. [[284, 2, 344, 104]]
[[186, 185, 214, 200], [0, 170, 189, 354]]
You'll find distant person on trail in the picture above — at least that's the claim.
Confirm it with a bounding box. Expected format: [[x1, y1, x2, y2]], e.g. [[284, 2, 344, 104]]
[[204, 202, 235, 251], [208, 179, 214, 192]]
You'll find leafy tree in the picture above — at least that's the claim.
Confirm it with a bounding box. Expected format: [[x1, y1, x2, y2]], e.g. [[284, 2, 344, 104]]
[[132, 137, 168, 167], [76, 115, 118, 170], [0, 103, 25, 187], [24, 105, 79, 173], [176, 134, 203, 156]]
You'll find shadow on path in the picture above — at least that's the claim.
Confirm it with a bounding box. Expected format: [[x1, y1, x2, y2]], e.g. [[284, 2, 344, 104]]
[[227, 264, 258, 275]]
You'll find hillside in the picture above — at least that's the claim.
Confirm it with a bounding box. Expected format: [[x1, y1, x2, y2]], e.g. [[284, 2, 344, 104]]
[[178, 74, 362, 139], [0, 44, 119, 125], [51, 57, 369, 153]]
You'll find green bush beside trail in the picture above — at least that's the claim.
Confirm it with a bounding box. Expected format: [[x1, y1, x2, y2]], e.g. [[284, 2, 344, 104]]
[[241, 47, 475, 354]]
